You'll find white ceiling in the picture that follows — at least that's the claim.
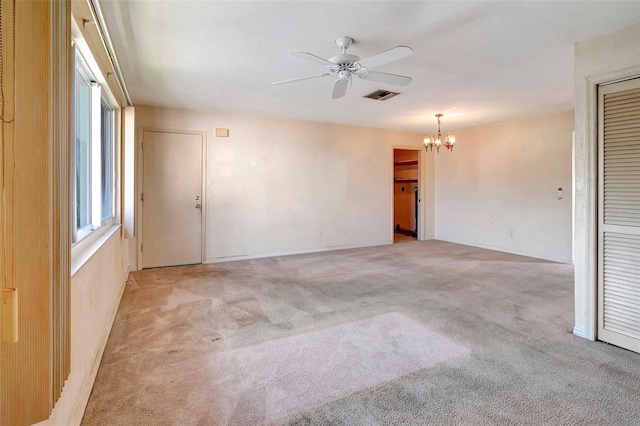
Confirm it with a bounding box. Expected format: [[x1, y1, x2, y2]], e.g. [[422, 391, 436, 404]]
[[99, 1, 640, 133]]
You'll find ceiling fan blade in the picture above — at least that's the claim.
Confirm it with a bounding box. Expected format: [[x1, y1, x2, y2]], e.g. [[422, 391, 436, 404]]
[[292, 51, 334, 66], [332, 78, 349, 99], [360, 71, 412, 86], [272, 74, 330, 85], [357, 46, 413, 69]]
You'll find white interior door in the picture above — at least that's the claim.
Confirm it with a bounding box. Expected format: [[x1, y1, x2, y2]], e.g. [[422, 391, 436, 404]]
[[142, 131, 203, 268], [597, 78, 640, 353]]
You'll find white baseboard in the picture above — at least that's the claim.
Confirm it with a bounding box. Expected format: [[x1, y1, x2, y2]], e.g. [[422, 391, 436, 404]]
[[573, 326, 588, 339], [205, 240, 393, 264], [71, 278, 128, 426], [434, 237, 573, 264]]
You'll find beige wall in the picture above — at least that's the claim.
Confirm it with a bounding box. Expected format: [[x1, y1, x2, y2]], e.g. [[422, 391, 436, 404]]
[[434, 110, 574, 263], [574, 22, 640, 340], [135, 106, 434, 263], [44, 231, 135, 426]]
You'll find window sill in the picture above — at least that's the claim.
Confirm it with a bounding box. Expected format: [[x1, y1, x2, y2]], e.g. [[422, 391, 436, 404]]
[[71, 224, 121, 277]]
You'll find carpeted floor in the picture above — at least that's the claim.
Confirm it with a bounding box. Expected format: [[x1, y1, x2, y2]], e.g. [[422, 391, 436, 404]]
[[82, 240, 640, 425]]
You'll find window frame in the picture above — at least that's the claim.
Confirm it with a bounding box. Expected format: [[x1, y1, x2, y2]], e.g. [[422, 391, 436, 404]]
[[100, 96, 115, 224], [70, 34, 120, 257], [72, 52, 96, 243]]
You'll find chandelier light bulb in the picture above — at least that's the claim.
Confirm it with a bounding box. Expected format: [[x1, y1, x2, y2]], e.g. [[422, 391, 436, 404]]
[[424, 114, 455, 154]]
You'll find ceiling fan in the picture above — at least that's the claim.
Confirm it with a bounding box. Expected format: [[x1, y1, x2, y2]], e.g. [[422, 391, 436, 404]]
[[272, 37, 414, 99]]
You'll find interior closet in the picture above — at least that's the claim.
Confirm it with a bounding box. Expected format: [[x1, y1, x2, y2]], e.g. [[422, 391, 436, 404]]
[[393, 149, 419, 242], [597, 77, 640, 353]]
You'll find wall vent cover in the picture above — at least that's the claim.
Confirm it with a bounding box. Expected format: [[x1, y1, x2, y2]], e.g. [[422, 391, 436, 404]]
[[363, 89, 400, 101]]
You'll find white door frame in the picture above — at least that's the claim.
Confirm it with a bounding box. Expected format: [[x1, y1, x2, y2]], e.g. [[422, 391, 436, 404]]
[[136, 127, 207, 270], [391, 145, 426, 241], [574, 67, 640, 340]]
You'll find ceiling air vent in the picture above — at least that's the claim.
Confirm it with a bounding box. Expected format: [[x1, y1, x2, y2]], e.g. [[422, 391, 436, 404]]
[[363, 89, 400, 101]]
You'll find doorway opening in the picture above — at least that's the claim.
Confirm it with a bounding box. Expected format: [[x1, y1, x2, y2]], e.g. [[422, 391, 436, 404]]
[[393, 149, 420, 243]]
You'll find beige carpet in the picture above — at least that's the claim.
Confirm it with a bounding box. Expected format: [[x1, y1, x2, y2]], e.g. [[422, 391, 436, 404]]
[[82, 240, 640, 425]]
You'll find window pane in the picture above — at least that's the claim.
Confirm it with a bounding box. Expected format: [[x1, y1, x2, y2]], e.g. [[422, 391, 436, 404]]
[[101, 101, 114, 221], [72, 47, 117, 245], [74, 65, 92, 234]]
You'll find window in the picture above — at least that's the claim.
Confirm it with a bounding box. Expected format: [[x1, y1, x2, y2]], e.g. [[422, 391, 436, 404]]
[[72, 50, 115, 244]]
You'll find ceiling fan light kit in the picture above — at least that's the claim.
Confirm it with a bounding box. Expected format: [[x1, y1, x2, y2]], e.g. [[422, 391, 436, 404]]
[[272, 36, 414, 99], [424, 114, 456, 153]]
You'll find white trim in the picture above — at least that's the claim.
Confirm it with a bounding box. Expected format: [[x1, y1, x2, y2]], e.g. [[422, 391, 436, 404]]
[[573, 326, 588, 339], [200, 132, 208, 265], [136, 127, 143, 270], [571, 130, 575, 266], [586, 75, 598, 342], [597, 83, 605, 343], [590, 66, 640, 88], [90, 83, 102, 227], [435, 237, 573, 264], [122, 107, 136, 239], [71, 225, 121, 277], [112, 105, 121, 224], [391, 145, 426, 242], [389, 146, 394, 242], [205, 240, 393, 264]]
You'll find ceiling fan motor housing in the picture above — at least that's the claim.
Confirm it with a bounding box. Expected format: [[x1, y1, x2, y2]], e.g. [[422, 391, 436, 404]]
[[328, 54, 361, 65], [337, 70, 351, 81]]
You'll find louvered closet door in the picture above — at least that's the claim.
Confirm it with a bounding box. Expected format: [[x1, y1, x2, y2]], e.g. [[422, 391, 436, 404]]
[[598, 78, 640, 353]]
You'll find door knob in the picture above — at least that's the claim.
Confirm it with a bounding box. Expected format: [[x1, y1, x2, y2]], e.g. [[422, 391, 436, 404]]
[[195, 204, 201, 209]]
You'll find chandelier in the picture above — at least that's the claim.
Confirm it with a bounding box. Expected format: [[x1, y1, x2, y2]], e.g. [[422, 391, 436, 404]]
[[424, 114, 455, 152]]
